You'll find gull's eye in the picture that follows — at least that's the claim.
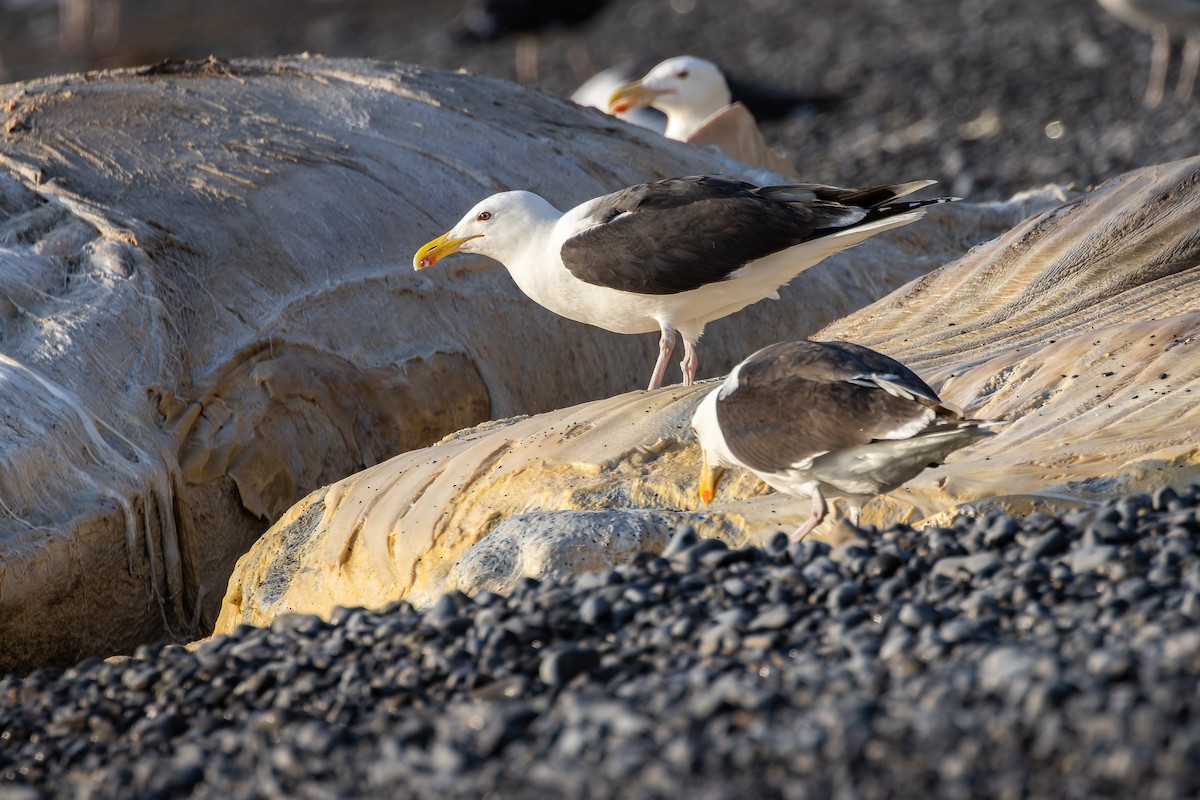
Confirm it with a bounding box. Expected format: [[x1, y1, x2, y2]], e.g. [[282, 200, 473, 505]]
[[676, 70, 690, 79], [476, 211, 492, 222]]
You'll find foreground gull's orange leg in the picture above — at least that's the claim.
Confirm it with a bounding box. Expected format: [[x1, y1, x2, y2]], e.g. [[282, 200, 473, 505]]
[[791, 487, 828, 543]]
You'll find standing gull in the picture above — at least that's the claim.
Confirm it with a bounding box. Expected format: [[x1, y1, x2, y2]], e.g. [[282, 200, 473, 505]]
[[1096, 0, 1200, 106], [414, 176, 953, 391], [691, 340, 998, 541]]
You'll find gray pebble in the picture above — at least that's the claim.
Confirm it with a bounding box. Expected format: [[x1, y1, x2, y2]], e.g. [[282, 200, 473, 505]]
[[538, 648, 601, 686], [698, 624, 741, 658], [661, 526, 700, 558], [1067, 545, 1119, 574], [1087, 648, 1135, 681], [577, 595, 610, 626], [983, 515, 1019, 548], [932, 552, 1003, 580], [827, 581, 860, 611], [898, 602, 939, 629], [722, 577, 750, 597], [1024, 527, 1069, 560], [747, 604, 793, 631], [1180, 591, 1200, 620], [1084, 520, 1121, 546]]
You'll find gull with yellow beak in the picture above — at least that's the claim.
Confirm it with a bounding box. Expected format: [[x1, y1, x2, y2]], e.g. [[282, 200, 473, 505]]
[[691, 340, 998, 541], [608, 56, 733, 140], [413, 175, 954, 391]]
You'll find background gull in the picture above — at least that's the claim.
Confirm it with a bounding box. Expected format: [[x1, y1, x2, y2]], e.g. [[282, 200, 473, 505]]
[[607, 55, 733, 140]]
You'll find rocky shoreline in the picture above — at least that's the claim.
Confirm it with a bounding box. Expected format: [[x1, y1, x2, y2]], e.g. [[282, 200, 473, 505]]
[[2, 1, 1200, 794], [4, 486, 1200, 798]]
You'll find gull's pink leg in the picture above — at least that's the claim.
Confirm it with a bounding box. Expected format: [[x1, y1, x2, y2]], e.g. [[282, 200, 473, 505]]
[[1146, 24, 1170, 108], [1178, 35, 1200, 102], [647, 327, 676, 390], [790, 487, 827, 543], [680, 337, 699, 386]]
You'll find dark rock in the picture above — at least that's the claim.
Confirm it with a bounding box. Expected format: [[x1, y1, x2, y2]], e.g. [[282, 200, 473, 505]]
[[538, 648, 601, 686], [827, 581, 861, 611], [577, 595, 610, 627], [983, 515, 1019, 549], [1086, 648, 1135, 682], [661, 526, 700, 558], [932, 552, 1003, 580], [1067, 545, 1119, 575], [898, 602, 939, 629], [865, 552, 903, 579], [1154, 486, 1180, 512], [1024, 528, 1070, 560], [747, 604, 793, 631]]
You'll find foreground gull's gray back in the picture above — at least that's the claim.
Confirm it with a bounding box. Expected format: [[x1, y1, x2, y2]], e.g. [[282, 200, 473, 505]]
[[716, 340, 953, 476]]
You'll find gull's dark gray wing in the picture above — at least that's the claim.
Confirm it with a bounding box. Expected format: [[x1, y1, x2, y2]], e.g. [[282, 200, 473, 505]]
[[715, 340, 955, 474], [559, 176, 944, 296]]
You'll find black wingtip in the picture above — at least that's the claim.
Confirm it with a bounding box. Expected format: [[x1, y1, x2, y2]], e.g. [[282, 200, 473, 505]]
[[874, 196, 960, 215]]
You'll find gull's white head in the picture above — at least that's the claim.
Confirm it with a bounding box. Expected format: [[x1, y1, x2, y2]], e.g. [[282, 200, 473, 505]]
[[413, 190, 559, 270], [608, 56, 732, 140]]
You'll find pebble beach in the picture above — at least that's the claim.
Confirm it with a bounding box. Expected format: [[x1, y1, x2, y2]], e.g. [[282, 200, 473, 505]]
[[3, 1, 1200, 797], [5, 487, 1200, 798]]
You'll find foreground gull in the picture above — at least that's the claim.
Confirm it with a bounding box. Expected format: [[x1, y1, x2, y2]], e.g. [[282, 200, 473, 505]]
[[413, 176, 953, 390], [607, 56, 733, 140], [1096, 0, 1200, 106], [691, 340, 998, 541]]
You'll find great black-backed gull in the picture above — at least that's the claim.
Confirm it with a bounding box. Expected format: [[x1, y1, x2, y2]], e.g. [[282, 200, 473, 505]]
[[691, 339, 998, 541], [413, 176, 953, 391], [1096, 0, 1200, 106]]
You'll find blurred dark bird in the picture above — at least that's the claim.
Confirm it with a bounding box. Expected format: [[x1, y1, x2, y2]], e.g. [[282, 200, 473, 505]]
[[455, 0, 608, 42], [58, 0, 121, 58], [454, 0, 608, 85], [1096, 0, 1200, 106], [691, 340, 999, 541], [726, 73, 840, 123]]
